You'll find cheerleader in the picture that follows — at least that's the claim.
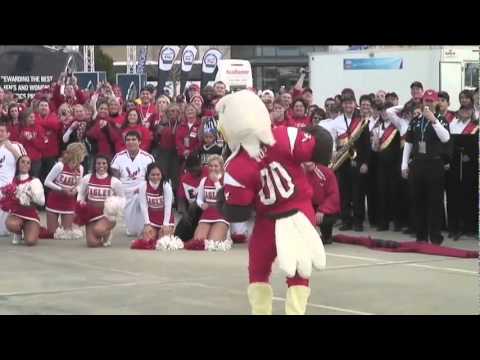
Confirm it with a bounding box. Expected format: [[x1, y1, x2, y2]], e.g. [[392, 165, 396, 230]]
[[5, 156, 45, 246], [131, 163, 182, 250], [139, 163, 175, 239], [185, 155, 231, 251], [44, 142, 86, 239], [76, 155, 125, 248]]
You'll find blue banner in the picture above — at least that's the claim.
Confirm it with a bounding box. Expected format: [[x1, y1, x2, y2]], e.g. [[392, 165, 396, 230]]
[[344, 57, 403, 70]]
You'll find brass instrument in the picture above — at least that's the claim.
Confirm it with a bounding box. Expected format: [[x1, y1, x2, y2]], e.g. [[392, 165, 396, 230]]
[[329, 118, 369, 172]]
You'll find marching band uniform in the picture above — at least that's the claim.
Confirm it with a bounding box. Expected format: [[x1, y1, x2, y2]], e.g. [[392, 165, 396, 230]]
[[366, 116, 380, 227], [445, 115, 479, 239], [373, 117, 402, 231], [386, 105, 413, 232], [329, 110, 371, 231]]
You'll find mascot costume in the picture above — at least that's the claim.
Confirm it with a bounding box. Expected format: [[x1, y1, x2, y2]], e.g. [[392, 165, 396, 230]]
[[216, 90, 333, 315]]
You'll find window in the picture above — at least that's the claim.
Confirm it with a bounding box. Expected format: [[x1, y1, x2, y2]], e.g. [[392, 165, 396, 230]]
[[261, 46, 276, 57], [231, 46, 254, 59], [259, 66, 309, 92], [276, 46, 300, 56], [299, 46, 314, 56], [464, 62, 479, 89]]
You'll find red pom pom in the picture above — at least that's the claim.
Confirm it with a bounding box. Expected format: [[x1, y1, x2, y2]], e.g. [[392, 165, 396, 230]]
[[0, 183, 19, 211], [184, 238, 206, 251], [73, 202, 91, 226], [130, 238, 156, 250], [231, 234, 247, 244], [39, 226, 54, 239]]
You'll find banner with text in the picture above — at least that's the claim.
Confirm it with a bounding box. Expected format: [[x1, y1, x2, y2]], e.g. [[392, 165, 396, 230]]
[[180, 45, 198, 94], [0, 74, 54, 99], [157, 45, 180, 97]]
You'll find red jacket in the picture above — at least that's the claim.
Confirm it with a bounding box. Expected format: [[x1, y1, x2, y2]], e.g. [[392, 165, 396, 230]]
[[153, 119, 180, 151], [109, 124, 152, 153], [110, 114, 125, 128], [35, 112, 62, 158], [175, 118, 201, 158], [87, 117, 116, 158], [18, 123, 48, 161], [6, 123, 20, 142], [136, 104, 157, 127], [201, 102, 216, 117], [51, 84, 87, 113], [287, 114, 312, 129], [305, 164, 340, 215]]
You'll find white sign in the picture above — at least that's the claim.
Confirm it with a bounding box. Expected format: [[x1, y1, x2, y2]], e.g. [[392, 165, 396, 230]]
[[158, 46, 180, 72], [201, 48, 223, 74], [181, 46, 198, 72]]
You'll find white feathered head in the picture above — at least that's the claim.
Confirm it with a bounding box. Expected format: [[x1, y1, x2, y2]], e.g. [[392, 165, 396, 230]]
[[216, 90, 275, 158]]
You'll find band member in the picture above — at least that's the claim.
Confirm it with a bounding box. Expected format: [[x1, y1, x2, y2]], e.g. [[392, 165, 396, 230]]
[[0, 122, 27, 236], [111, 131, 154, 236], [328, 93, 371, 231], [401, 90, 450, 244], [304, 161, 340, 244], [185, 155, 231, 251], [386, 101, 418, 233], [76, 155, 124, 247], [138, 162, 175, 243], [445, 106, 479, 240], [44, 142, 87, 239], [360, 95, 377, 227], [4, 156, 45, 246], [372, 102, 402, 231]]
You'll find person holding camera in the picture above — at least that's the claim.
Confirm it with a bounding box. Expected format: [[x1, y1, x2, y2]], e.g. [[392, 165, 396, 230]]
[[401, 90, 450, 244], [51, 73, 87, 113]]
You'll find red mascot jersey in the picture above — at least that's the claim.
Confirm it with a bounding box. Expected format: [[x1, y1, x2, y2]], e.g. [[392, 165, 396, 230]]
[[224, 125, 316, 222]]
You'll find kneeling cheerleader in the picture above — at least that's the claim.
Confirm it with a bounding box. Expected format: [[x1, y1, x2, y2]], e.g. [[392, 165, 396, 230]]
[[131, 162, 183, 251], [75, 155, 125, 248], [44, 142, 86, 240], [184, 154, 232, 251], [1, 156, 45, 246]]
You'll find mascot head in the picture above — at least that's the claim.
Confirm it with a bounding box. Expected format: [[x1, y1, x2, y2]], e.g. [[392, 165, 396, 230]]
[[216, 90, 275, 158]]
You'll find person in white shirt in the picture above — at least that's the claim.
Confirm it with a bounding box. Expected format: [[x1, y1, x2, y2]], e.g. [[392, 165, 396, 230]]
[[0, 122, 27, 236], [111, 130, 154, 236]]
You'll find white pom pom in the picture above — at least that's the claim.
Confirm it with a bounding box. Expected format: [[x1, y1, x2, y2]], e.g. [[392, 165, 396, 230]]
[[156, 235, 185, 251], [103, 196, 126, 222], [54, 227, 67, 240], [156, 236, 170, 251], [71, 228, 84, 239], [15, 183, 31, 206]]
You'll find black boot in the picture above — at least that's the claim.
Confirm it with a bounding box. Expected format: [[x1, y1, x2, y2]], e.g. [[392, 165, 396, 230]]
[[339, 222, 353, 231]]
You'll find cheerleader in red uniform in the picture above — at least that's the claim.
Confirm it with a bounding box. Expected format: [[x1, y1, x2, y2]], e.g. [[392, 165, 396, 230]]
[[44, 142, 87, 239], [4, 156, 45, 246], [75, 155, 124, 248], [185, 155, 231, 251], [131, 163, 180, 250]]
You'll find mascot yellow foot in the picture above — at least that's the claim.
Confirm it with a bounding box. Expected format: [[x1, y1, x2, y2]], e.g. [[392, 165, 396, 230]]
[[285, 286, 311, 315], [247, 283, 273, 315]]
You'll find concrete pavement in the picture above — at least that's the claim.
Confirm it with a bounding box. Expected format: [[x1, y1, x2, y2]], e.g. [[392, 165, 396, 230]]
[[0, 214, 477, 315]]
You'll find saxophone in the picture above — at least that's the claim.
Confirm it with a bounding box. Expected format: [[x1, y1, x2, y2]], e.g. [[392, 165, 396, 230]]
[[329, 117, 369, 172]]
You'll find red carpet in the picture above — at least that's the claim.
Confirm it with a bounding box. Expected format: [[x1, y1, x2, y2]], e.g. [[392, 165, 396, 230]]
[[333, 234, 478, 258]]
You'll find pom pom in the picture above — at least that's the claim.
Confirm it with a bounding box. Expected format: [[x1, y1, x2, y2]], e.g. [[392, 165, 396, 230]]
[[39, 226, 54, 239], [130, 238, 156, 250], [15, 183, 31, 206], [54, 227, 68, 240], [231, 234, 247, 244], [71, 227, 84, 239], [184, 238, 207, 251], [73, 202, 91, 226], [104, 196, 126, 222], [0, 183, 19, 211], [155, 235, 184, 251], [206, 239, 233, 252]]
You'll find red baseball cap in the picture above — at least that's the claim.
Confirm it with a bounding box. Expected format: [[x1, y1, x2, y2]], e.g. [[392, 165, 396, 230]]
[[422, 89, 438, 102]]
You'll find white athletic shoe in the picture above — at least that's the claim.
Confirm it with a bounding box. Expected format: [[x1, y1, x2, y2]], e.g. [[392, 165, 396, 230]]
[[103, 232, 113, 247], [11, 233, 25, 245]]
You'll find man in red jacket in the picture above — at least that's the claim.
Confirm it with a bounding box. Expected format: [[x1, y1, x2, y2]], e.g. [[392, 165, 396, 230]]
[[18, 109, 48, 179], [35, 100, 62, 183], [51, 74, 87, 113], [304, 161, 341, 244]]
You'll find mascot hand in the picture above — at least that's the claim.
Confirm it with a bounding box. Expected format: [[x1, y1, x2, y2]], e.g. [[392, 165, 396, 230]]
[[275, 212, 326, 278]]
